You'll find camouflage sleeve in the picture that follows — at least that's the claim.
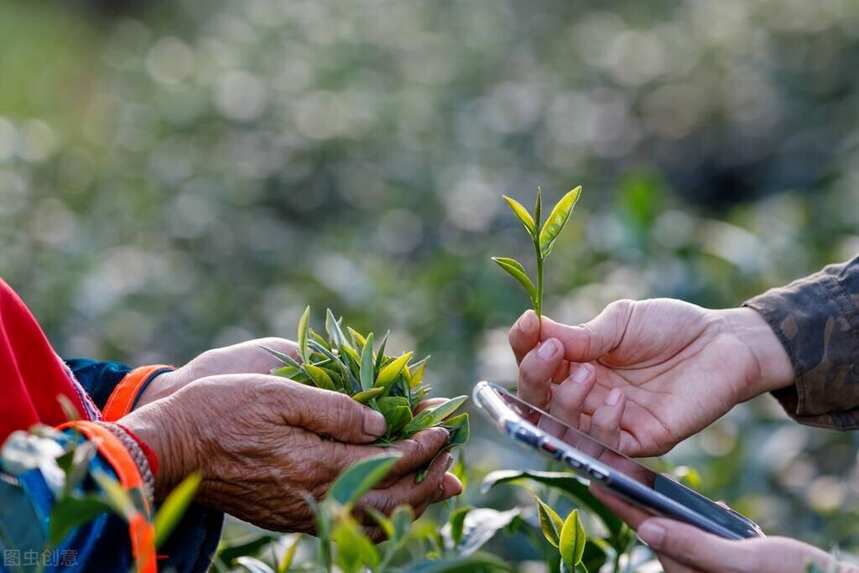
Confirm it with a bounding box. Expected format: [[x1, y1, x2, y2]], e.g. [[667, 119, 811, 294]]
[[744, 255, 859, 430]]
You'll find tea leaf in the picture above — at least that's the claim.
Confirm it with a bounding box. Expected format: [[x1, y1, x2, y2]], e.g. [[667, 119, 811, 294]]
[[260, 345, 302, 369], [374, 330, 390, 372], [347, 326, 368, 350], [360, 332, 375, 391], [375, 352, 414, 389], [407, 357, 429, 388], [409, 553, 511, 572], [378, 396, 413, 435], [535, 497, 563, 548], [327, 453, 401, 506], [447, 508, 520, 557], [533, 186, 543, 226], [277, 534, 302, 573], [309, 329, 330, 351], [503, 195, 536, 237], [271, 365, 303, 380], [236, 556, 276, 573], [539, 186, 582, 258], [559, 509, 587, 568], [154, 472, 202, 548], [449, 506, 472, 546], [391, 505, 414, 542], [297, 306, 311, 361], [402, 395, 467, 436], [444, 413, 470, 446], [91, 470, 135, 520], [480, 470, 622, 539], [332, 513, 380, 572], [325, 309, 351, 352], [48, 495, 113, 546], [305, 364, 336, 391], [491, 257, 536, 304], [352, 387, 385, 403]]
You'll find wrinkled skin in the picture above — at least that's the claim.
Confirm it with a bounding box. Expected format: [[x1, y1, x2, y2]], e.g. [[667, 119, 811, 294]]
[[123, 338, 461, 534], [509, 299, 793, 456]]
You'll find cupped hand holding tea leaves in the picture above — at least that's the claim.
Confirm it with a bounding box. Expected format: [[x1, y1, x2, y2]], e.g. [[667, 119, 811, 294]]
[[509, 298, 795, 457], [122, 373, 462, 533], [263, 308, 469, 451]]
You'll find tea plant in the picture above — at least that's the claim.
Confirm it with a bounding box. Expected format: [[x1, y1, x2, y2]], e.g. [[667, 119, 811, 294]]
[[263, 308, 469, 448], [492, 187, 582, 316]]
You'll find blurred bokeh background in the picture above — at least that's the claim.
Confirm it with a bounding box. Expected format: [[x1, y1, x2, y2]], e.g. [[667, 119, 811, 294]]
[[3, 0, 859, 566]]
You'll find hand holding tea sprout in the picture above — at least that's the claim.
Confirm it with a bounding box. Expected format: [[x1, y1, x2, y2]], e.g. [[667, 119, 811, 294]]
[[509, 299, 794, 456]]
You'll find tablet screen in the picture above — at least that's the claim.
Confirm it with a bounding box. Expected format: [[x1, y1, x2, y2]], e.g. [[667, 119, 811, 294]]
[[496, 387, 759, 538]]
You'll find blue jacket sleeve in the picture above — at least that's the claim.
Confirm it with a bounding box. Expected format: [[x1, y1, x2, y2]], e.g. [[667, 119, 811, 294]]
[[64, 359, 131, 411]]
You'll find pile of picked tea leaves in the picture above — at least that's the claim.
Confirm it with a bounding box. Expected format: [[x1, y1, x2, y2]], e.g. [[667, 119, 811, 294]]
[[263, 308, 469, 447]]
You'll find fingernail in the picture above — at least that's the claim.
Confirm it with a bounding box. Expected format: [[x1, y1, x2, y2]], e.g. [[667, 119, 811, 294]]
[[569, 363, 594, 384], [444, 453, 454, 471], [364, 411, 387, 437], [606, 388, 622, 406], [520, 310, 539, 335], [638, 521, 665, 548], [538, 338, 560, 359]]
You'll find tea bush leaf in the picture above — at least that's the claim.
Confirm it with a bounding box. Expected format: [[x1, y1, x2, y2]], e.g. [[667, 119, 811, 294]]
[[352, 387, 385, 403], [48, 495, 114, 546], [410, 553, 511, 572], [325, 309, 352, 352], [443, 413, 470, 446], [378, 396, 413, 435], [503, 195, 536, 237], [533, 187, 543, 226], [374, 330, 390, 372], [364, 506, 395, 539], [327, 453, 401, 506], [359, 332, 375, 391], [480, 470, 622, 539], [535, 497, 563, 548], [216, 534, 278, 566], [304, 364, 336, 390], [445, 508, 520, 556], [539, 186, 582, 258], [407, 357, 429, 388], [559, 509, 587, 569], [297, 306, 310, 361], [402, 395, 467, 436], [332, 513, 380, 572], [391, 505, 414, 542], [271, 365, 304, 381], [260, 345, 302, 369], [347, 326, 367, 350], [91, 470, 134, 520], [491, 257, 536, 304], [154, 472, 202, 548], [449, 506, 472, 546], [277, 534, 302, 573], [375, 351, 413, 389], [236, 556, 275, 573]]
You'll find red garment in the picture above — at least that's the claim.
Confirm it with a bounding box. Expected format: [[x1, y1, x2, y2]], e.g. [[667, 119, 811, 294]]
[[0, 278, 93, 442]]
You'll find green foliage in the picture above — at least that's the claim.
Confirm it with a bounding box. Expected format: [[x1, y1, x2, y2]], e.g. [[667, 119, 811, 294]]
[[558, 509, 587, 571], [267, 308, 469, 444], [494, 187, 583, 316], [154, 472, 202, 548]]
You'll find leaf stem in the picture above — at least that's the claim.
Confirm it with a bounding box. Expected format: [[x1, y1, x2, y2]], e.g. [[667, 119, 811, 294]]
[[535, 240, 544, 317]]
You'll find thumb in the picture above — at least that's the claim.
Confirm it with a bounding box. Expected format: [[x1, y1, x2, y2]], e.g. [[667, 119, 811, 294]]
[[540, 300, 634, 362], [275, 380, 387, 443]]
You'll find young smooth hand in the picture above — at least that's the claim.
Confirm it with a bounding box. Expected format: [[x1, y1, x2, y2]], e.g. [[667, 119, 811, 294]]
[[509, 299, 794, 456]]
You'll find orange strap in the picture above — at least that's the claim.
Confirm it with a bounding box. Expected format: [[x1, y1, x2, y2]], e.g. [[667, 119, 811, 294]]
[[60, 421, 157, 573], [103, 365, 173, 422]]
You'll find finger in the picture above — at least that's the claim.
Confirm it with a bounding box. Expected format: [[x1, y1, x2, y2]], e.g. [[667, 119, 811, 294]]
[[547, 363, 596, 430], [637, 518, 756, 572], [509, 309, 541, 364], [658, 556, 703, 573], [360, 453, 457, 516], [383, 428, 451, 481], [268, 379, 387, 443], [589, 388, 626, 449], [540, 300, 634, 362], [518, 338, 564, 409]]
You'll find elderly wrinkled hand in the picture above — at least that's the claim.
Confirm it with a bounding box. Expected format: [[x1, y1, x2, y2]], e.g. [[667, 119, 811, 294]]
[[508, 299, 794, 456], [122, 373, 461, 533]]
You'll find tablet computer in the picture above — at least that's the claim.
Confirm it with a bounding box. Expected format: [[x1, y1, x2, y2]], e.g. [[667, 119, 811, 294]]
[[473, 381, 763, 540]]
